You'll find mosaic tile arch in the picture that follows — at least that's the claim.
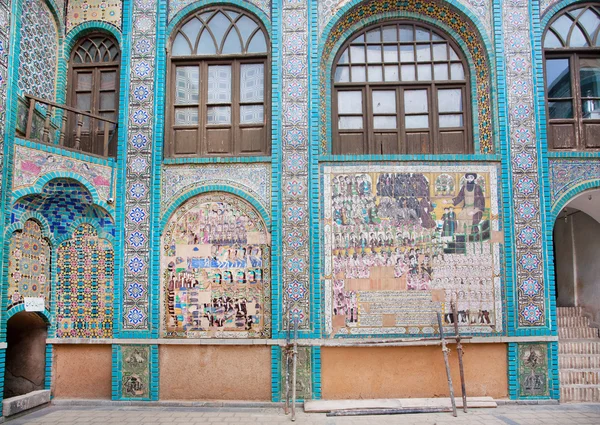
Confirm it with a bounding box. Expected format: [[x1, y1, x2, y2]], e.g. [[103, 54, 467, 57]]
[[318, 0, 496, 154], [160, 192, 272, 338]]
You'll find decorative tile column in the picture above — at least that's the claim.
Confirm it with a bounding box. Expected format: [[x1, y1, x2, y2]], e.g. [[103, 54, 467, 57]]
[[0, 0, 10, 220]]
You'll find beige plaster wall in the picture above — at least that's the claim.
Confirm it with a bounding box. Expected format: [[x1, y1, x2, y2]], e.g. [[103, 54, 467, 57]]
[[159, 346, 271, 400], [322, 344, 507, 399], [52, 345, 112, 399]]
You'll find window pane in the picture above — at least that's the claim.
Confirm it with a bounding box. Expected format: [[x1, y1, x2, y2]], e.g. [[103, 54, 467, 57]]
[[544, 31, 563, 48], [222, 30, 242, 54], [77, 73, 92, 90], [207, 12, 230, 47], [438, 89, 463, 113], [404, 90, 428, 114], [175, 107, 199, 125], [240, 64, 264, 103], [434, 64, 449, 80], [351, 66, 366, 82], [181, 18, 203, 44], [198, 29, 217, 54], [350, 45, 365, 63], [100, 72, 117, 90], [570, 25, 589, 47], [339, 116, 363, 130], [383, 45, 398, 63], [367, 45, 382, 63], [417, 64, 432, 80], [400, 45, 414, 62], [548, 100, 573, 119], [240, 105, 264, 124], [338, 91, 362, 114], [100, 92, 115, 110], [580, 58, 600, 98], [76, 93, 91, 111], [401, 64, 416, 81], [451, 63, 465, 80], [439, 114, 463, 128], [368, 66, 383, 82], [583, 99, 600, 118], [416, 28, 430, 41], [207, 106, 231, 124], [552, 15, 574, 40], [579, 9, 600, 38], [416, 44, 431, 62], [405, 115, 429, 129], [335, 66, 350, 82], [236, 15, 258, 44], [175, 66, 200, 104], [338, 48, 350, 64], [366, 28, 381, 42], [382, 26, 397, 42], [374, 116, 397, 129], [433, 43, 447, 61], [208, 65, 232, 103], [546, 58, 570, 98], [98, 112, 116, 130], [247, 31, 267, 53], [399, 25, 413, 41], [372, 90, 396, 113], [384, 65, 399, 81]]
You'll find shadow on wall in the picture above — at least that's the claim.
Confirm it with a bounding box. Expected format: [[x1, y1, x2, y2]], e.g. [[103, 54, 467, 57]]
[[3, 312, 48, 398]]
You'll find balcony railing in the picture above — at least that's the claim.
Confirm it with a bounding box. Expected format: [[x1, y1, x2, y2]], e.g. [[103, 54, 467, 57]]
[[22, 95, 118, 158]]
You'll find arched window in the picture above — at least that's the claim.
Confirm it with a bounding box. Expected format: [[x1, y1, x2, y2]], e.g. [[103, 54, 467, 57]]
[[67, 34, 121, 157], [166, 7, 270, 158], [332, 22, 471, 155], [544, 3, 600, 150]]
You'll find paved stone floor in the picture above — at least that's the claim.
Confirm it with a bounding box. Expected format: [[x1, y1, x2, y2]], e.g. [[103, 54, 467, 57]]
[[6, 403, 600, 424]]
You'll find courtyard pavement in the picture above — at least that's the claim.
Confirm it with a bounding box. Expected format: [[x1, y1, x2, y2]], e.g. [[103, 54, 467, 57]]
[[5, 402, 600, 424]]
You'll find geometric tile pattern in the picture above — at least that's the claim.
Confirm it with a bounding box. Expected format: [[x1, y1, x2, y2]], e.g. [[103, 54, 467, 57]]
[[56, 224, 114, 338], [7, 219, 51, 310], [548, 159, 600, 207], [123, 0, 157, 330], [168, 0, 271, 22], [281, 0, 310, 330], [320, 0, 494, 154], [0, 0, 11, 217], [17, 0, 58, 101], [503, 1, 545, 327], [66, 0, 123, 33], [541, 1, 561, 17]]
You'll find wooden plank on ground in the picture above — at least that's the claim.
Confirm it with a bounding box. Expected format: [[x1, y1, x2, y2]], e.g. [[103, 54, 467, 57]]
[[304, 397, 496, 413]]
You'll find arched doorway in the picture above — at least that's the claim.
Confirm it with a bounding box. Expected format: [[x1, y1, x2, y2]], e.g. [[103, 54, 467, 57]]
[[3, 312, 48, 398]]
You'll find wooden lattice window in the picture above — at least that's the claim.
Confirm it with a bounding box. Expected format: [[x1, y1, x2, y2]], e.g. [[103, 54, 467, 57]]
[[332, 22, 472, 155], [166, 6, 270, 158], [67, 34, 120, 156], [544, 3, 600, 150]]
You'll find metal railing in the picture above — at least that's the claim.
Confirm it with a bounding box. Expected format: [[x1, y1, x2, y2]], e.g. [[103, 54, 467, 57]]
[[23, 94, 118, 158]]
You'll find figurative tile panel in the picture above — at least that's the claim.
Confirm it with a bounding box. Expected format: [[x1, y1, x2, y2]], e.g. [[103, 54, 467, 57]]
[[13, 145, 114, 202], [168, 0, 271, 22], [162, 193, 271, 338], [7, 220, 51, 310], [121, 345, 150, 399], [11, 178, 115, 239], [319, 0, 494, 154], [322, 165, 502, 336], [504, 0, 546, 327], [549, 159, 600, 207], [161, 164, 271, 214], [518, 343, 549, 398], [56, 224, 114, 338], [17, 0, 58, 101], [67, 0, 123, 33]]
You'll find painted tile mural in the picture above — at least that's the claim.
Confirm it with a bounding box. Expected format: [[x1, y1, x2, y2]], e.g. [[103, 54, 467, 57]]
[[67, 0, 123, 33], [161, 164, 271, 214], [7, 220, 51, 310], [56, 224, 114, 338], [518, 343, 549, 398], [504, 0, 546, 327], [121, 345, 150, 399], [168, 0, 271, 22], [162, 193, 271, 338], [12, 145, 115, 203], [322, 165, 502, 336], [17, 0, 58, 101], [549, 159, 600, 207]]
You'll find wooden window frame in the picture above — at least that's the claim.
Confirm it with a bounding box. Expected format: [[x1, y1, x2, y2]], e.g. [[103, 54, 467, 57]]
[[67, 33, 120, 157], [332, 21, 473, 156], [165, 7, 271, 158]]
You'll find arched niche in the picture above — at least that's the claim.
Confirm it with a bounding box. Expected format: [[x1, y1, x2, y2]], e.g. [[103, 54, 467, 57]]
[[161, 192, 271, 338]]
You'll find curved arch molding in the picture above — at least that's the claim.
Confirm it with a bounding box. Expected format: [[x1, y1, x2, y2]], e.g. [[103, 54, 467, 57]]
[[168, 0, 271, 24], [319, 0, 494, 154], [549, 159, 600, 216]]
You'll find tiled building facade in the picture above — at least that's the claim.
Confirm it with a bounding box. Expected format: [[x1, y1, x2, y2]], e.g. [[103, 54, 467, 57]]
[[0, 0, 599, 411]]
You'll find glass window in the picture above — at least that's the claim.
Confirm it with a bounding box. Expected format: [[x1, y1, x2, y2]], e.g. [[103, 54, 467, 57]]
[[167, 7, 270, 157]]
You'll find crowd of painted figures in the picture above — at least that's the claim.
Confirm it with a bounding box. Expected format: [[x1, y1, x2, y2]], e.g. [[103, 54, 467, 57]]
[[329, 172, 496, 328]]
